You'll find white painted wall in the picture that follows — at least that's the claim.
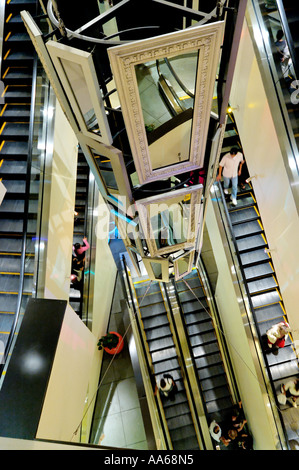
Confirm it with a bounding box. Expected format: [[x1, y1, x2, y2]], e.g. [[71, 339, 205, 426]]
[[36, 304, 96, 442]]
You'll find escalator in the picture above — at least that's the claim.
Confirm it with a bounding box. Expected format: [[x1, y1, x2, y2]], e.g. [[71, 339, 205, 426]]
[[0, 0, 38, 352], [172, 268, 234, 425], [227, 184, 299, 396], [132, 278, 201, 450], [219, 111, 299, 444], [69, 147, 90, 318]]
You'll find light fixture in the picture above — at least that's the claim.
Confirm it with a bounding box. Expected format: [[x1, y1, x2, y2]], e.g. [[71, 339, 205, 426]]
[[245, 175, 257, 183], [227, 105, 239, 113], [264, 247, 276, 254]]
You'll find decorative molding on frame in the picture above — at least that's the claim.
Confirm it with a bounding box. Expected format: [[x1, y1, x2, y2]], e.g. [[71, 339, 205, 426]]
[[108, 22, 224, 184]]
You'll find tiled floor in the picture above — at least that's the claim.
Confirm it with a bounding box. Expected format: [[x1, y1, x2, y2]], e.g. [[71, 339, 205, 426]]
[[90, 239, 148, 449]]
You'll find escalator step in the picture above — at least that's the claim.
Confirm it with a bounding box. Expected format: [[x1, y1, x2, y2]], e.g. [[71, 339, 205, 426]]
[[240, 247, 270, 266], [189, 330, 216, 347], [236, 233, 266, 252], [192, 341, 220, 359], [177, 286, 205, 302], [0, 218, 36, 233], [2, 68, 33, 84], [187, 319, 214, 336], [0, 103, 31, 121], [197, 363, 226, 380], [250, 289, 281, 308], [269, 360, 299, 382], [200, 373, 228, 392], [205, 396, 233, 416], [1, 122, 30, 139], [267, 345, 297, 367], [164, 402, 191, 420], [0, 312, 16, 331], [0, 140, 29, 158], [147, 335, 174, 353], [195, 351, 223, 370], [151, 346, 178, 364], [139, 302, 166, 318], [0, 273, 32, 293], [247, 276, 278, 295], [180, 299, 208, 314], [172, 434, 199, 451], [243, 262, 274, 280], [0, 236, 35, 253], [167, 412, 193, 431], [146, 324, 172, 341], [137, 291, 164, 306], [153, 357, 180, 375], [230, 207, 259, 225], [254, 303, 285, 323], [142, 314, 169, 330], [232, 220, 263, 239]]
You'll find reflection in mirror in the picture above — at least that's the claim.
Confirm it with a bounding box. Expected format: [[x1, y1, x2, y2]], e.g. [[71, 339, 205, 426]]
[[59, 57, 100, 135], [174, 250, 195, 280], [89, 147, 118, 191], [150, 261, 163, 280], [135, 51, 199, 170], [149, 195, 191, 249], [177, 257, 189, 276]]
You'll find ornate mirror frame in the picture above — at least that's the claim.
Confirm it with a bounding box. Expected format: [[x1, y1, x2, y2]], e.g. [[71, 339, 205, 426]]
[[108, 21, 224, 184], [135, 184, 203, 257]]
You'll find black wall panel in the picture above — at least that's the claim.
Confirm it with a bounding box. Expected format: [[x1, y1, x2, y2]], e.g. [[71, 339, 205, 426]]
[[0, 299, 67, 440]]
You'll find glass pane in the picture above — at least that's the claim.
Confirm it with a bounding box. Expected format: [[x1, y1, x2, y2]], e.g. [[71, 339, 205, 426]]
[[135, 51, 199, 170], [59, 58, 100, 135]]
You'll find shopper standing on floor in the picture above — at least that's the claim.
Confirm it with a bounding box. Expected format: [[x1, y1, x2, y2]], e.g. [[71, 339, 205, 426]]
[[216, 147, 245, 206]]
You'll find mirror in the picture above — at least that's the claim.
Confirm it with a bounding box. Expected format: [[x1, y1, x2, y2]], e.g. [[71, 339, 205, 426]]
[[46, 40, 112, 145], [173, 250, 195, 281], [135, 51, 198, 170], [108, 21, 224, 184], [136, 184, 203, 257], [142, 257, 169, 283]]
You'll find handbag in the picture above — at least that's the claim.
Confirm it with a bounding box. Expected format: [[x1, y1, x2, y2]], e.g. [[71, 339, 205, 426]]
[[277, 392, 287, 405]]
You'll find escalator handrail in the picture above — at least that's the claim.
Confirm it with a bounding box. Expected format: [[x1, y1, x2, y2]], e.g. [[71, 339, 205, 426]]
[[214, 180, 290, 449], [121, 255, 170, 450], [163, 278, 209, 449], [163, 57, 194, 99]]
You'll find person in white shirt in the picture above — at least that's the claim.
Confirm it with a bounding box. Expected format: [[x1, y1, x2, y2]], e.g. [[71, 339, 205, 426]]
[[216, 147, 245, 206], [281, 378, 299, 408]]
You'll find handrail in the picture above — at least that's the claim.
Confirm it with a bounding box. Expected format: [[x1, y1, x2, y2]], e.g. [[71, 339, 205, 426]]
[[214, 181, 290, 449], [121, 255, 170, 449], [162, 280, 209, 449], [196, 258, 240, 404]]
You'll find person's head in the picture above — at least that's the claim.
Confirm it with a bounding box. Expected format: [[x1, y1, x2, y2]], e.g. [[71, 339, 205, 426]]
[[160, 378, 166, 389], [213, 424, 220, 434], [74, 243, 81, 250], [230, 147, 239, 156], [231, 406, 240, 421], [276, 29, 284, 42], [228, 429, 238, 440]]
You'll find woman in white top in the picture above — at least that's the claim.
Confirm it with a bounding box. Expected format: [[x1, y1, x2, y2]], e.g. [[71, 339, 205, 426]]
[[158, 374, 177, 400], [281, 378, 299, 407]]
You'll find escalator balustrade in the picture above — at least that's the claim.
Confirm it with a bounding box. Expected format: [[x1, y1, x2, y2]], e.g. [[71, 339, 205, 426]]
[[173, 268, 233, 425], [0, 0, 38, 351], [132, 278, 201, 450]]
